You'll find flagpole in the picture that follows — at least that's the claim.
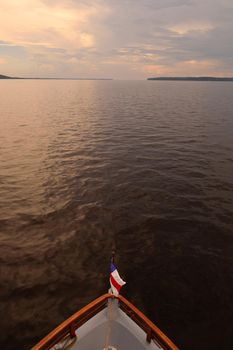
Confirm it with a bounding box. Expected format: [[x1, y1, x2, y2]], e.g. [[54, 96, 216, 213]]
[[105, 249, 115, 349], [111, 248, 115, 265]]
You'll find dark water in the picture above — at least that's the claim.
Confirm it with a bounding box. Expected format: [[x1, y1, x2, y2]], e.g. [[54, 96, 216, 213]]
[[0, 80, 233, 350]]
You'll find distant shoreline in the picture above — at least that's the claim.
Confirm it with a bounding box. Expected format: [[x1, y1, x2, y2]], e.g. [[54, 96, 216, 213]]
[[147, 77, 233, 81], [1, 74, 233, 81], [0, 74, 113, 80]]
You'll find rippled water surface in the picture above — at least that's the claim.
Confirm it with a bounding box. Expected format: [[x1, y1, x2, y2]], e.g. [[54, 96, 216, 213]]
[[0, 80, 233, 350]]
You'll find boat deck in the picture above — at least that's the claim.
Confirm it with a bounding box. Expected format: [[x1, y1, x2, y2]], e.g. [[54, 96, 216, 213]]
[[67, 298, 161, 350], [32, 294, 179, 350]]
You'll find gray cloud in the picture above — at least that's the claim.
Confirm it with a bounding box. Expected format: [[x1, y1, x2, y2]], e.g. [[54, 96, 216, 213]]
[[0, 43, 26, 58], [92, 0, 233, 76]]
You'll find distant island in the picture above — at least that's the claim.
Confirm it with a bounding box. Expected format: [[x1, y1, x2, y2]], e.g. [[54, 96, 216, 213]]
[[147, 77, 233, 81], [0, 74, 112, 80], [0, 74, 19, 79]]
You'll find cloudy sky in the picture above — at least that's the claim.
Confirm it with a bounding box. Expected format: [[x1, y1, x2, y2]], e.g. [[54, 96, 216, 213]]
[[0, 0, 233, 79]]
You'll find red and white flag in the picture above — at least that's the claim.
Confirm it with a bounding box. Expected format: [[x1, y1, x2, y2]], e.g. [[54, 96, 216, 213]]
[[110, 263, 126, 296]]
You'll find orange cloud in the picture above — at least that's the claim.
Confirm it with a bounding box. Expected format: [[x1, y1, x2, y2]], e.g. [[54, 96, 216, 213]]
[[143, 59, 225, 77], [143, 64, 169, 75], [169, 21, 214, 35], [0, 57, 6, 64], [0, 0, 108, 50]]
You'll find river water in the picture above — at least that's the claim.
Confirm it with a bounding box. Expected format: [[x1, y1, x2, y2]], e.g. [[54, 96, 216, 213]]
[[0, 80, 233, 350]]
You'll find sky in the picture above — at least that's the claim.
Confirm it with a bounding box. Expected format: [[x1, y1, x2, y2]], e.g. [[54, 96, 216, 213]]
[[0, 0, 233, 79]]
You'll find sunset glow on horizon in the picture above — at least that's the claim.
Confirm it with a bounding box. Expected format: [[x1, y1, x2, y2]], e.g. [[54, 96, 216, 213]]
[[0, 0, 233, 79]]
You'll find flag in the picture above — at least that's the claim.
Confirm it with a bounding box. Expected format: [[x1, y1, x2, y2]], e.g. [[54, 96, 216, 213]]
[[110, 262, 126, 296]]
